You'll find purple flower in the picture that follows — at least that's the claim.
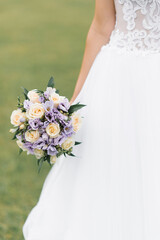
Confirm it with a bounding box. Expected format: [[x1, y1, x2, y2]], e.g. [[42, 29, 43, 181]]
[[33, 137, 46, 149], [44, 92, 49, 99], [45, 107, 63, 123], [51, 109, 68, 126], [24, 100, 32, 110], [53, 134, 66, 145], [44, 87, 56, 99], [45, 111, 55, 122], [38, 128, 46, 134], [23, 141, 34, 154], [33, 132, 50, 150], [42, 121, 50, 128], [29, 119, 43, 130], [52, 107, 60, 116], [47, 144, 58, 156], [27, 125, 32, 131], [39, 96, 45, 103], [43, 101, 54, 112], [42, 133, 49, 141], [59, 118, 71, 127], [58, 98, 70, 112], [63, 125, 74, 137]]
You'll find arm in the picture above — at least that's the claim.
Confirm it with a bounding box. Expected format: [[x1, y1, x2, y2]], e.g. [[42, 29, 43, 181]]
[[70, 0, 116, 104]]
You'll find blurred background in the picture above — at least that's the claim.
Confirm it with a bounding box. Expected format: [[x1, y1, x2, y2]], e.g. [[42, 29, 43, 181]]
[[0, 0, 94, 239]]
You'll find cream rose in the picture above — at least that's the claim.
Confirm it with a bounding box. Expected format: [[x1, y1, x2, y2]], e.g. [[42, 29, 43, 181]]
[[27, 89, 40, 103], [10, 109, 26, 127], [71, 112, 82, 132], [46, 123, 60, 138], [61, 137, 75, 150], [26, 103, 45, 119], [34, 149, 44, 159], [25, 130, 40, 143], [50, 155, 57, 164], [49, 92, 62, 108], [16, 140, 27, 151], [46, 87, 56, 96]]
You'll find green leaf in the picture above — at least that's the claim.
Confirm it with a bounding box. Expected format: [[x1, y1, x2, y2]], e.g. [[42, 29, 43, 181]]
[[36, 89, 44, 94], [55, 89, 59, 94], [46, 155, 51, 165], [68, 103, 86, 114], [56, 152, 63, 157], [19, 148, 23, 155], [38, 157, 44, 173], [47, 76, 55, 88], [75, 141, 82, 145], [21, 87, 29, 100], [12, 128, 21, 140], [17, 96, 21, 104], [67, 152, 76, 157]]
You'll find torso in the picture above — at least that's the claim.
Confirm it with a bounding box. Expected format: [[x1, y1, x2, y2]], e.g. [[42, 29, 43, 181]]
[[108, 0, 160, 53]]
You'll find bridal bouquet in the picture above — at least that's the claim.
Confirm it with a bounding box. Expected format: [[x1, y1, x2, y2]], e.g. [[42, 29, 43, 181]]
[[10, 77, 86, 172]]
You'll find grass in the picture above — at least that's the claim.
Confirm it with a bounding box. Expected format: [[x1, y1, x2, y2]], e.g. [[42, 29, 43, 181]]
[[0, 0, 94, 239]]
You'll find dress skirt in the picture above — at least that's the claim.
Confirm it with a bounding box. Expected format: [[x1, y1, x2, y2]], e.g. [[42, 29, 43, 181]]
[[23, 44, 160, 240]]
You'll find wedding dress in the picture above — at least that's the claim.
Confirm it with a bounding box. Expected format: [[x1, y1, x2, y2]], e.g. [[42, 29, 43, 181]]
[[23, 1, 160, 239]]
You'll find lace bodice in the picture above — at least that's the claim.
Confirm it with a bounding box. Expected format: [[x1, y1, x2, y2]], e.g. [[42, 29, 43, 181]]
[[108, 0, 160, 53]]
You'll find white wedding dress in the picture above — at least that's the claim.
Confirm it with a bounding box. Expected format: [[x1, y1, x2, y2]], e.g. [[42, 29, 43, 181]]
[[23, 1, 160, 239]]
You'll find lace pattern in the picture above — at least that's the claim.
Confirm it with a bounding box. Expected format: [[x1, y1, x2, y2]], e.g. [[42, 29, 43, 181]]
[[108, 0, 160, 53]]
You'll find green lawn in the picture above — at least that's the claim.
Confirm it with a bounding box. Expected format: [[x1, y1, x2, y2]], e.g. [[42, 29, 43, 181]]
[[0, 1, 94, 239]]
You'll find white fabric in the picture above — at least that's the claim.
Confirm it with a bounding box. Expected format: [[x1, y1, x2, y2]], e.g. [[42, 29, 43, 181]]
[[23, 1, 160, 239], [110, 0, 160, 52]]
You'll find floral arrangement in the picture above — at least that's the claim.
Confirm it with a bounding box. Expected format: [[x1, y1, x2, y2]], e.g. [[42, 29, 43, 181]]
[[10, 77, 86, 172]]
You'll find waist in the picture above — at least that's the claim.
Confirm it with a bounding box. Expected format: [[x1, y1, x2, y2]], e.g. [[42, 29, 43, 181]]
[[106, 29, 160, 55]]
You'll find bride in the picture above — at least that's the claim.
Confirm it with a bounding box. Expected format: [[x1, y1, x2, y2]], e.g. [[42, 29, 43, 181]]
[[23, 0, 160, 239]]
